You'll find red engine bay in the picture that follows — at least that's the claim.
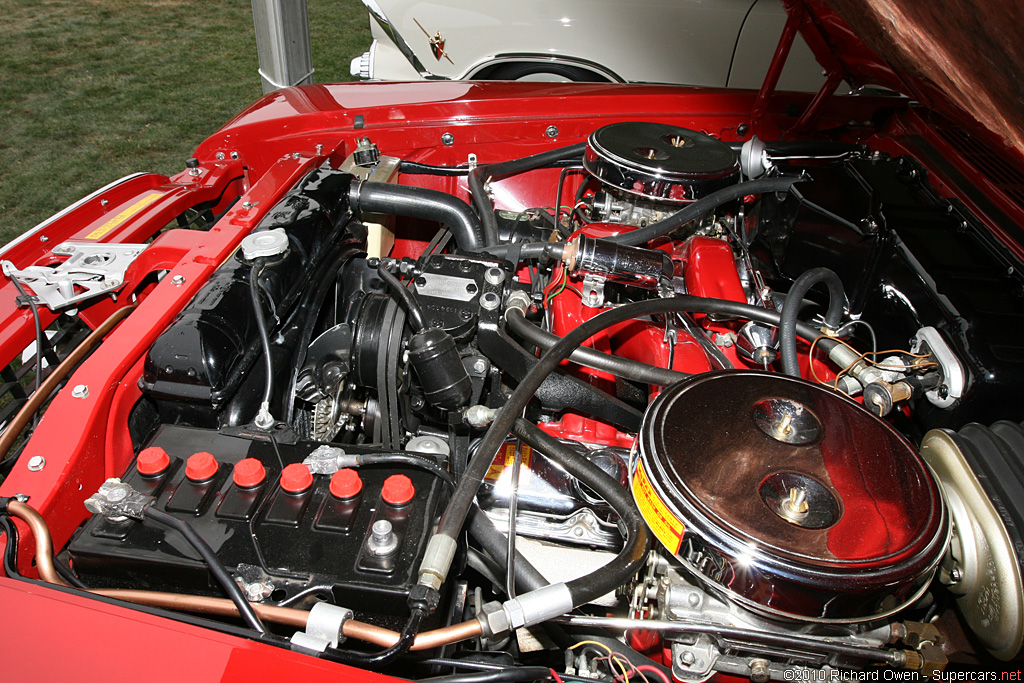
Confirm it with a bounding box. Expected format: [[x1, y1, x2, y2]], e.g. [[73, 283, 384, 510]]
[[0, 77, 1022, 680]]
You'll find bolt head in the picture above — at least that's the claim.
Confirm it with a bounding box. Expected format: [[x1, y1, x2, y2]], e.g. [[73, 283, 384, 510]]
[[545, 125, 559, 138], [215, 152, 225, 161], [171, 275, 186, 286], [26, 455, 46, 471], [679, 651, 695, 665], [441, 132, 455, 146], [106, 487, 128, 502], [71, 384, 89, 399], [472, 359, 487, 374], [230, 151, 239, 160]]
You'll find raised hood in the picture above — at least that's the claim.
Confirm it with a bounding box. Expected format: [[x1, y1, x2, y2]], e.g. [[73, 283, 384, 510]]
[[790, 0, 1024, 157]]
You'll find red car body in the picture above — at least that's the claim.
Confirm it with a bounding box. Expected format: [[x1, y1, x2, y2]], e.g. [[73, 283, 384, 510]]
[[2, 1, 1023, 679]]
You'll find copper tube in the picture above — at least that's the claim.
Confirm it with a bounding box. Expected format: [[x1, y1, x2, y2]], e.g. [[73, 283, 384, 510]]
[[343, 617, 482, 651], [6, 500, 69, 586], [95, 588, 481, 650], [90, 589, 307, 628], [0, 305, 135, 460]]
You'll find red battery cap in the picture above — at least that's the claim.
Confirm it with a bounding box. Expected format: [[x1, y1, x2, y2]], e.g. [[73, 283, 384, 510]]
[[136, 447, 170, 476], [185, 452, 218, 482], [280, 463, 313, 494], [382, 474, 415, 506], [329, 468, 362, 499], [233, 458, 266, 488]]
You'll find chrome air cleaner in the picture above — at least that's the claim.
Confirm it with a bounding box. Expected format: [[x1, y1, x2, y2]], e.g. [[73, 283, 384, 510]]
[[633, 371, 949, 622], [583, 122, 739, 203]]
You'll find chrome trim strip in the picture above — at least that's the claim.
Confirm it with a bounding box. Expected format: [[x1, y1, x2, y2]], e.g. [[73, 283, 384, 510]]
[[0, 172, 152, 257], [358, 0, 445, 80]]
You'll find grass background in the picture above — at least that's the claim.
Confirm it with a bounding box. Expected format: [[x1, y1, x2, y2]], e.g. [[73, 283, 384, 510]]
[[0, 0, 371, 246]]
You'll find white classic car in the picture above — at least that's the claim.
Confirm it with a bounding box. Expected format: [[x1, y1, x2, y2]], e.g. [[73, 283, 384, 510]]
[[351, 0, 827, 90]]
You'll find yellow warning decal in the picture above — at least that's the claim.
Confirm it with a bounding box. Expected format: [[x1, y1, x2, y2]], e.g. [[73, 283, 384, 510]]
[[85, 192, 163, 240], [484, 442, 532, 482], [632, 460, 685, 554]]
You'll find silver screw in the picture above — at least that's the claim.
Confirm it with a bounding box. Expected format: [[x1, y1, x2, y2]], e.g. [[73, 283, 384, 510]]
[[242, 201, 254, 210], [950, 566, 963, 583], [26, 456, 46, 472], [679, 651, 695, 666], [441, 132, 455, 146], [71, 385, 89, 399], [545, 125, 559, 138], [39, 235, 49, 242], [472, 358, 488, 374], [230, 151, 239, 160], [171, 275, 186, 286], [316, 144, 324, 155], [100, 199, 109, 207], [215, 152, 225, 161]]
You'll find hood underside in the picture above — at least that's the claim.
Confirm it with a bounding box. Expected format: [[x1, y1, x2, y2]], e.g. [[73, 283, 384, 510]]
[[800, 0, 1024, 158]]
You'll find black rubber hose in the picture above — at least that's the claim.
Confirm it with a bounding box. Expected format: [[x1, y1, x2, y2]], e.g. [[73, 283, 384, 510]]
[[470, 143, 588, 248], [1, 515, 22, 579], [377, 267, 428, 333], [421, 666, 553, 683], [400, 161, 470, 176], [505, 308, 689, 386], [779, 267, 846, 378], [483, 242, 566, 261], [358, 453, 455, 489], [467, 505, 548, 593], [143, 507, 268, 635], [352, 182, 485, 251], [604, 176, 801, 246], [323, 607, 425, 667], [512, 419, 648, 606], [431, 294, 823, 561], [250, 259, 275, 416]]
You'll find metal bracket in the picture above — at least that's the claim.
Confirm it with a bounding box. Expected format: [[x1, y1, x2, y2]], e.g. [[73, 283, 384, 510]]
[[581, 274, 606, 308], [2, 242, 146, 310]]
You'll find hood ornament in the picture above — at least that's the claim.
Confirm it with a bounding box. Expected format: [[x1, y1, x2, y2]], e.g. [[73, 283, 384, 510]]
[[413, 18, 454, 64]]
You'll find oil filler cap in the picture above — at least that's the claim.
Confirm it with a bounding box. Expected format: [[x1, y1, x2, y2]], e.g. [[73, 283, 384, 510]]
[[137, 447, 170, 476], [281, 463, 313, 494], [185, 452, 218, 482], [382, 474, 414, 506], [330, 468, 363, 499], [233, 458, 266, 488]]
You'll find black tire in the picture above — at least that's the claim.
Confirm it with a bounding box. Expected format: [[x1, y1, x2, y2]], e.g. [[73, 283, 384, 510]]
[[478, 62, 610, 82]]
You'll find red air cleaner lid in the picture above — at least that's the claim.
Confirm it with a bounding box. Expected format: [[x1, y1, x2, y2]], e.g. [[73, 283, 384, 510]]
[[330, 468, 362, 499], [185, 452, 218, 482], [382, 474, 414, 506], [280, 463, 313, 494], [137, 447, 170, 476], [233, 458, 266, 488]]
